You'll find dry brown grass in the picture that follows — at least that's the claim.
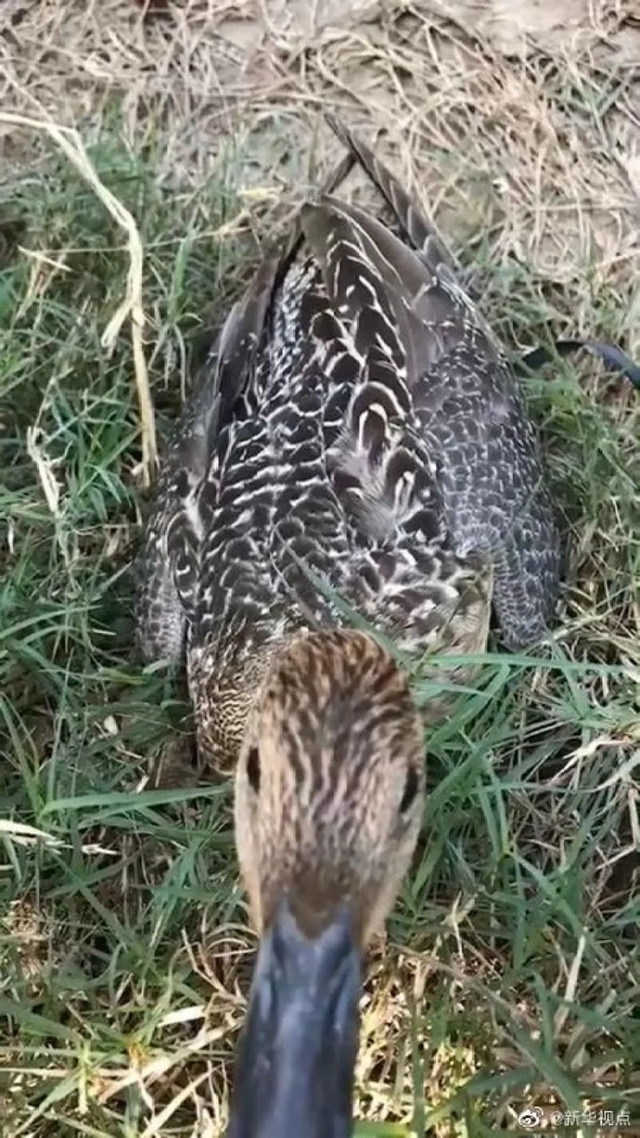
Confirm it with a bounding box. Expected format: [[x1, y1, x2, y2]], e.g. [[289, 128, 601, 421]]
[[2, 2, 640, 252], [1, 2, 639, 1136]]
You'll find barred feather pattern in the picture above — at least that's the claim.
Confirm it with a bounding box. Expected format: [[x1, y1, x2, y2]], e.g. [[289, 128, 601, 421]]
[[135, 120, 561, 769]]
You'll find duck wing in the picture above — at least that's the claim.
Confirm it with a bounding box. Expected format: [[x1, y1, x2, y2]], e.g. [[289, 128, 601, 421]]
[[134, 148, 361, 664], [134, 256, 281, 662], [134, 371, 220, 662], [323, 118, 561, 648], [297, 191, 492, 659]]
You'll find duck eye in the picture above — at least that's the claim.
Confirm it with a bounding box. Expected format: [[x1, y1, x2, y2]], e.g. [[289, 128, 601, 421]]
[[399, 765, 419, 814], [246, 745, 261, 794]]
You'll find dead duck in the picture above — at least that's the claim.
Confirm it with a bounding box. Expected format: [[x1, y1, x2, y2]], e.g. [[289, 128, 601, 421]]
[[135, 117, 562, 1134]]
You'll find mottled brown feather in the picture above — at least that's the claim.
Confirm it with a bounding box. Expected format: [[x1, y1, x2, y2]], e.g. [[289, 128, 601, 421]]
[[135, 117, 560, 788]]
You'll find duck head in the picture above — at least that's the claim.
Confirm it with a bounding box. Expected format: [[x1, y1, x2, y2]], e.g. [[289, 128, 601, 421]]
[[227, 628, 424, 1138]]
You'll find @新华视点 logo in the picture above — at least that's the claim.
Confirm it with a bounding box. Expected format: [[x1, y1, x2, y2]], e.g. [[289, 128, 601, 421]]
[[517, 1106, 544, 1129]]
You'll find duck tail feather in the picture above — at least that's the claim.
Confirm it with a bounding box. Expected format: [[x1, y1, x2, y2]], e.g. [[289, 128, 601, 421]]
[[324, 114, 461, 281]]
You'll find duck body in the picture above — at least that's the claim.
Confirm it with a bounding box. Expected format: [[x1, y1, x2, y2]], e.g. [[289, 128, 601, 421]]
[[136, 119, 561, 772]]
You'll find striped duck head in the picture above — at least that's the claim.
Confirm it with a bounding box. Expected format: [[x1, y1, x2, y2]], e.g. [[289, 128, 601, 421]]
[[227, 628, 425, 1138]]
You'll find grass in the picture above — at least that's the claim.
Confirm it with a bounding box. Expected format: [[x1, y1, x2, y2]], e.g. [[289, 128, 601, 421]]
[[1, 110, 640, 1138]]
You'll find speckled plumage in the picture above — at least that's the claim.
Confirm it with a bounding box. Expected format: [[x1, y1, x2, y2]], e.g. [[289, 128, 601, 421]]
[[135, 117, 561, 771]]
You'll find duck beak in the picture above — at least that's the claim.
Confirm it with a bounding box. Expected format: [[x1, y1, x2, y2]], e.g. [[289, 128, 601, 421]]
[[226, 899, 361, 1138]]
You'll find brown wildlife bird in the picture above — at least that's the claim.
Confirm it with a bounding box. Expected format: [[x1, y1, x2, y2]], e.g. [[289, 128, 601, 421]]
[[135, 116, 561, 1136]]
